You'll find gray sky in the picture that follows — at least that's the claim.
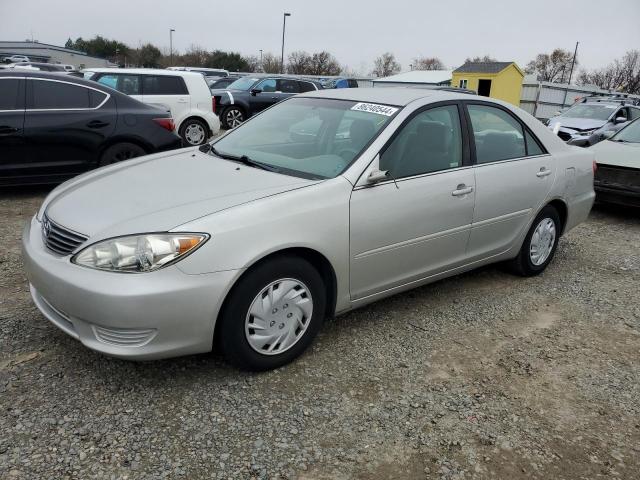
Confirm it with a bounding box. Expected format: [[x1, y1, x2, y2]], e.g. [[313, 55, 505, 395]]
[[2, 0, 639, 74]]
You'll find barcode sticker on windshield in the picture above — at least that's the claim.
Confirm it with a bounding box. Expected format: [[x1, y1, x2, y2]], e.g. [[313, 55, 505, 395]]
[[351, 103, 399, 116]]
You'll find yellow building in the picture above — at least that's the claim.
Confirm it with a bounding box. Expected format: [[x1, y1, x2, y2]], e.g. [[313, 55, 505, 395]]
[[452, 62, 524, 106]]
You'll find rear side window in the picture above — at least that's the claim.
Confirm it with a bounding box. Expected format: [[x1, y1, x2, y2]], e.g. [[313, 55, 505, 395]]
[[297, 81, 316, 93], [467, 104, 526, 164], [88, 89, 108, 108], [142, 76, 188, 95], [525, 131, 544, 156], [97, 74, 141, 95], [0, 79, 22, 110], [277, 79, 300, 93], [30, 80, 94, 109]]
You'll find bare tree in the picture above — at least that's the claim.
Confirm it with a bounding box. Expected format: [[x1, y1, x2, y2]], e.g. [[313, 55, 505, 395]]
[[578, 50, 640, 94], [261, 52, 281, 74], [372, 52, 401, 77], [413, 56, 445, 71], [464, 55, 497, 63], [243, 54, 260, 73], [307, 51, 341, 76], [287, 51, 311, 74], [525, 48, 577, 83]]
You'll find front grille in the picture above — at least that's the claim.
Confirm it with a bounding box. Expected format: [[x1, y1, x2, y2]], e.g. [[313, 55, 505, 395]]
[[595, 165, 640, 190], [42, 214, 88, 256]]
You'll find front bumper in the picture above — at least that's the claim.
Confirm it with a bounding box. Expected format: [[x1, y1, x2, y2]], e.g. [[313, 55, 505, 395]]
[[22, 216, 239, 360]]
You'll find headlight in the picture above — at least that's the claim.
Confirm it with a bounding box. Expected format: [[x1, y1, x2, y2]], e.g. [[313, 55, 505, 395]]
[[72, 233, 209, 273]]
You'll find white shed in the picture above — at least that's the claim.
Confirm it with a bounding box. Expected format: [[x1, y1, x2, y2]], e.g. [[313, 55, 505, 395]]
[[372, 70, 453, 88]]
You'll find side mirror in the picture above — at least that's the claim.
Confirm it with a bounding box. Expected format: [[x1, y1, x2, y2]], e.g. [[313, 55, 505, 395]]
[[367, 169, 389, 184], [250, 88, 261, 96], [614, 116, 627, 124]]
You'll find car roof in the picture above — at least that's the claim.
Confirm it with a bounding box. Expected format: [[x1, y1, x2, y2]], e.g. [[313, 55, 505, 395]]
[[84, 68, 204, 78], [298, 87, 469, 106]]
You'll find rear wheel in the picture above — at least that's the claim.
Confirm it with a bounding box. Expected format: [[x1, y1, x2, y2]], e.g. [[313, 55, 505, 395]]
[[221, 106, 245, 129], [179, 119, 208, 146], [509, 205, 561, 276], [219, 256, 326, 371], [99, 142, 146, 167]]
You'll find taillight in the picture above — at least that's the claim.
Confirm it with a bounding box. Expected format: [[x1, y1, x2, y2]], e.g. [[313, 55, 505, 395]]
[[212, 96, 216, 113], [593, 160, 598, 174], [153, 118, 175, 132]]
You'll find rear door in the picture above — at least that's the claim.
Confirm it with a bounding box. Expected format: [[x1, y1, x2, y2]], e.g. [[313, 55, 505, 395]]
[[0, 76, 26, 183], [141, 75, 189, 120], [464, 102, 554, 260], [23, 78, 116, 179]]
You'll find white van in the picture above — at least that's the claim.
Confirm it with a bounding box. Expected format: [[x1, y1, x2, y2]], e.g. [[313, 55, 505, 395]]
[[85, 68, 220, 145]]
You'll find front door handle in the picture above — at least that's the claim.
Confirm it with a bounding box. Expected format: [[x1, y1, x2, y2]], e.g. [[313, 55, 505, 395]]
[[452, 184, 474, 196], [86, 120, 110, 129], [0, 126, 19, 135], [536, 167, 552, 178]]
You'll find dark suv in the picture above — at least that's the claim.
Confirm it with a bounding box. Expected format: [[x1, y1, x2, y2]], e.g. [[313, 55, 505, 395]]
[[211, 75, 323, 129]]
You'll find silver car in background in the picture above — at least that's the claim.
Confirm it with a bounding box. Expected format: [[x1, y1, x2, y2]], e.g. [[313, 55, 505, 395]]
[[23, 88, 595, 370]]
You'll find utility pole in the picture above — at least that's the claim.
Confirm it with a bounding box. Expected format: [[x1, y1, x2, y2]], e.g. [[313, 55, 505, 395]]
[[281, 13, 291, 74], [170, 29, 175, 66], [561, 41, 579, 107], [260, 49, 263, 72]]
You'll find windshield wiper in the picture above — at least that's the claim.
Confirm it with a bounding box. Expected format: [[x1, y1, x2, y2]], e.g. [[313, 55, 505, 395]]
[[207, 146, 280, 172]]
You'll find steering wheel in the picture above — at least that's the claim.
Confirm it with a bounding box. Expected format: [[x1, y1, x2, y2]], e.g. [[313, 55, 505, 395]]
[[337, 148, 359, 162]]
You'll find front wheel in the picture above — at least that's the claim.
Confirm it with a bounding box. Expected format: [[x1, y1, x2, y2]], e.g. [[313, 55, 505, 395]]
[[219, 256, 326, 371], [221, 106, 245, 129], [509, 205, 561, 276]]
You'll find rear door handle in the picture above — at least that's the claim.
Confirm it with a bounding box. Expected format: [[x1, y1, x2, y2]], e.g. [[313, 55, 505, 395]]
[[0, 126, 19, 135], [536, 167, 552, 178], [86, 120, 110, 129], [452, 184, 474, 196]]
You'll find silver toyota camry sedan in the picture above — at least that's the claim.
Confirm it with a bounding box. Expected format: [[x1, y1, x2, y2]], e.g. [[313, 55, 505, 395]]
[[23, 88, 595, 370]]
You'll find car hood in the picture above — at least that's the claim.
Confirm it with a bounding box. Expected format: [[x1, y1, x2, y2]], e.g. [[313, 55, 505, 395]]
[[548, 117, 605, 131], [43, 148, 316, 239], [590, 139, 640, 169]]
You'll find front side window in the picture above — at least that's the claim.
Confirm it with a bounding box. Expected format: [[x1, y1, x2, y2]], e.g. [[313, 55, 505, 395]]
[[298, 81, 316, 93], [380, 105, 463, 179], [30, 80, 94, 109], [629, 108, 640, 121], [0, 79, 22, 110], [227, 76, 261, 91], [142, 76, 188, 95], [467, 104, 526, 163], [211, 97, 397, 179], [257, 79, 277, 92], [97, 74, 141, 95]]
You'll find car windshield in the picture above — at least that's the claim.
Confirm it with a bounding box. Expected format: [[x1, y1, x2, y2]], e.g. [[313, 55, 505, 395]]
[[226, 77, 261, 90], [562, 104, 616, 120], [611, 118, 640, 143], [211, 97, 398, 179]]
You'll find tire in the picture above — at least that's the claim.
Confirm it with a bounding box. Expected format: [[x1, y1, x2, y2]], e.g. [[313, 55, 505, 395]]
[[179, 119, 209, 146], [221, 106, 245, 129], [219, 256, 326, 371], [99, 142, 146, 167], [509, 205, 561, 276]]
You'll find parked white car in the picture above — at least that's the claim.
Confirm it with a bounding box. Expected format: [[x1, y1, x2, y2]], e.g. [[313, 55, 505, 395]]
[[3, 54, 30, 63], [85, 68, 220, 145]]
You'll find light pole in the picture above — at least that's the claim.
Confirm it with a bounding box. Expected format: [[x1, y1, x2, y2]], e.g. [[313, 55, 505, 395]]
[[259, 49, 263, 72], [169, 29, 175, 66], [280, 12, 291, 74]]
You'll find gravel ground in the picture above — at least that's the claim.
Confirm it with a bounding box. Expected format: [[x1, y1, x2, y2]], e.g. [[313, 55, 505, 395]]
[[1, 188, 639, 480]]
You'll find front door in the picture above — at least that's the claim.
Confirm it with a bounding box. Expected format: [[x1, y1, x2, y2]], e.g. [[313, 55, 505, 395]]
[[464, 102, 555, 260], [350, 103, 475, 300], [23, 78, 116, 179], [0, 77, 26, 183]]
